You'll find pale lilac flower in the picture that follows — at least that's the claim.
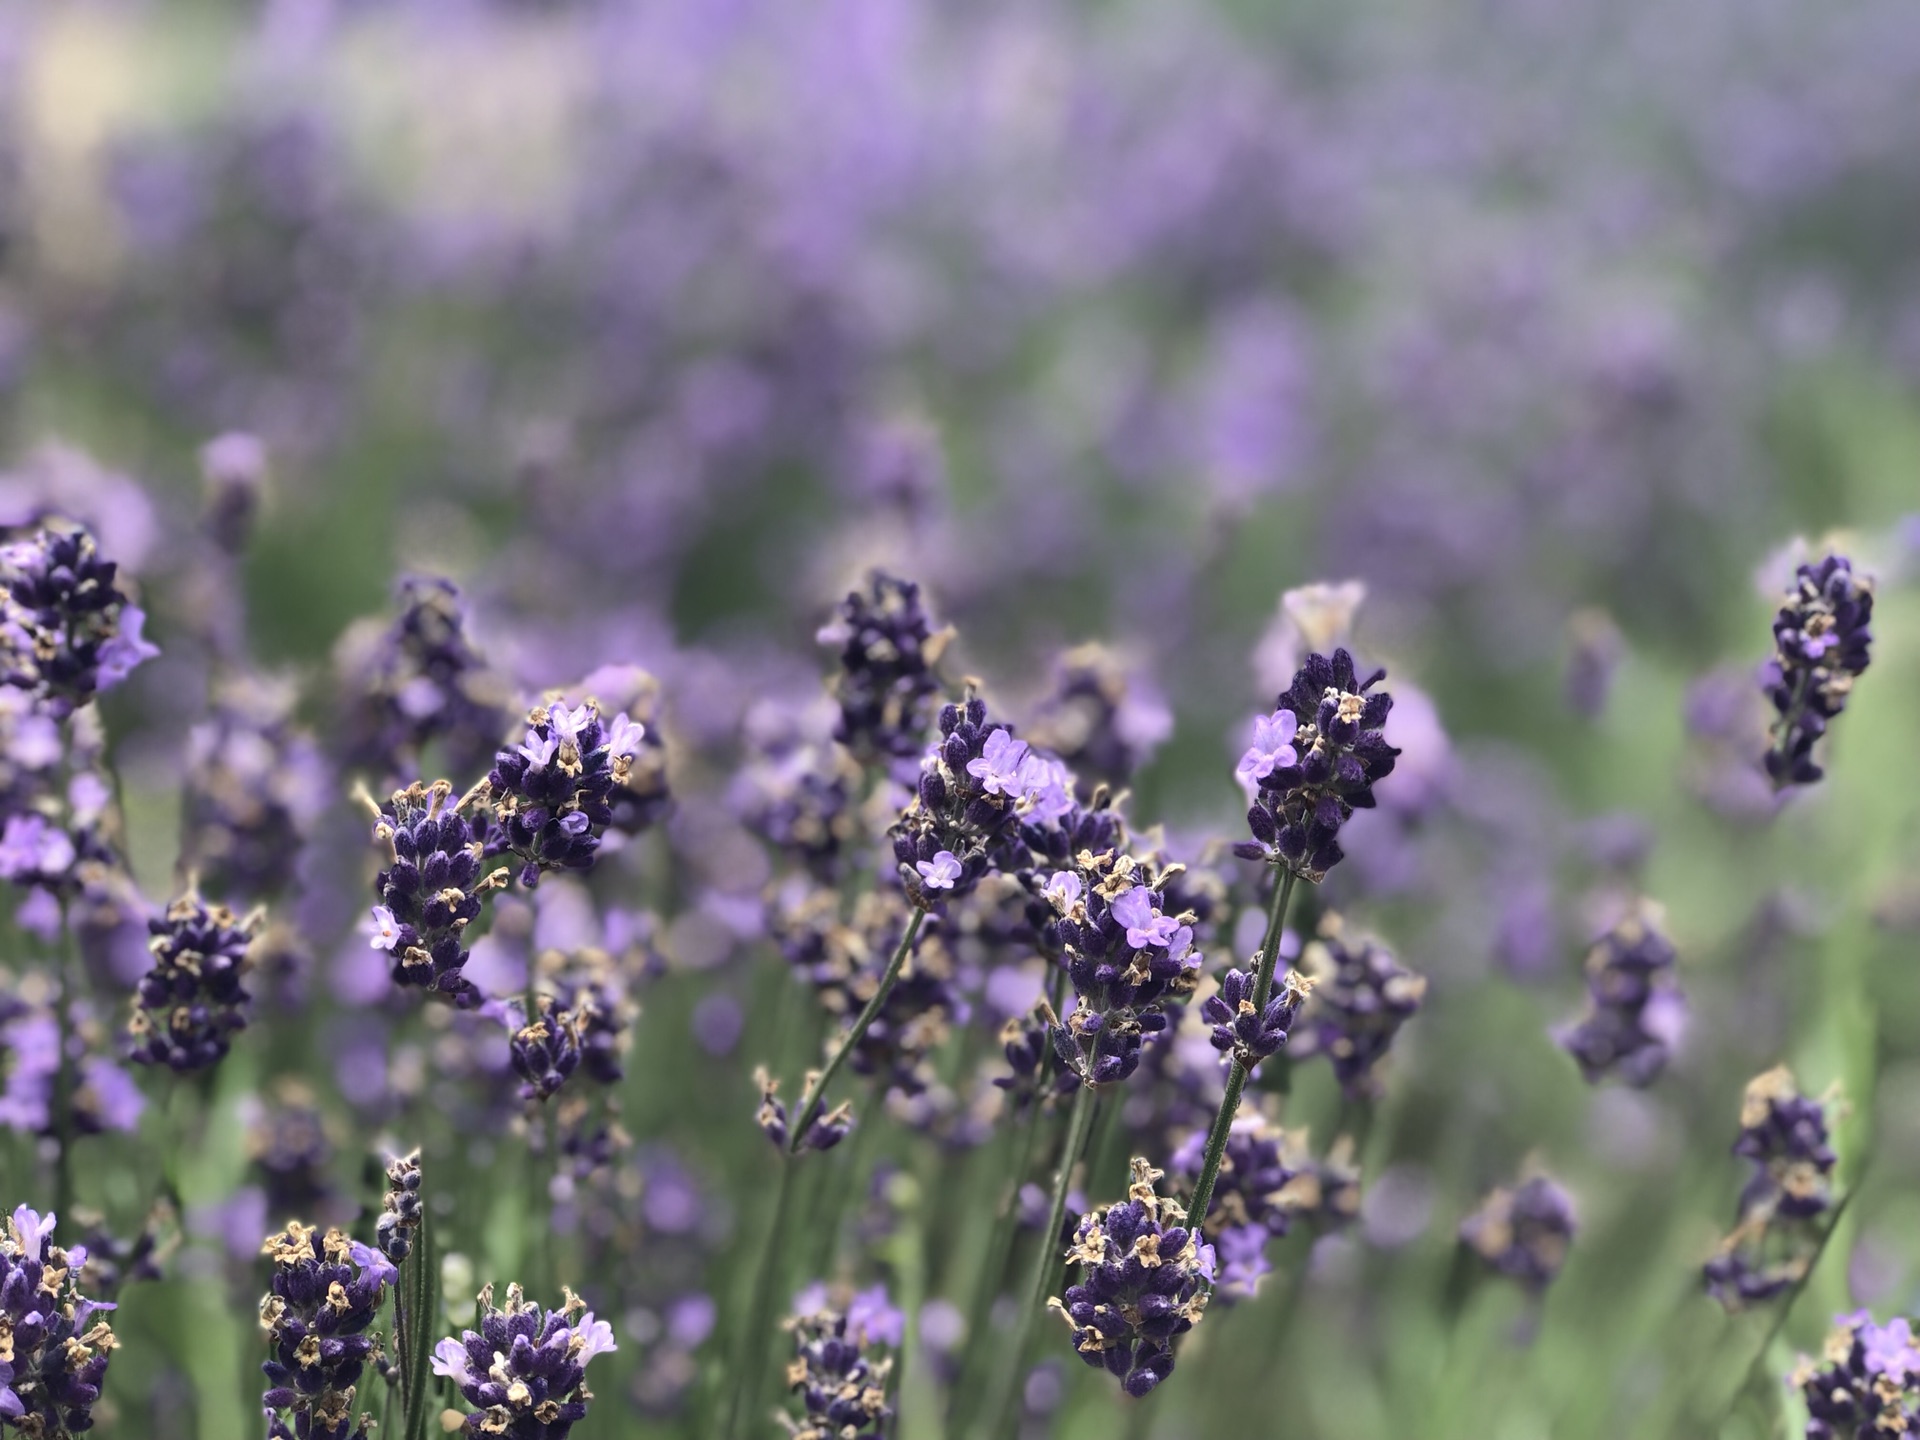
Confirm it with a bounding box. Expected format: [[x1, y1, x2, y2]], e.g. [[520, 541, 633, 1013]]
[[0, 813, 74, 881], [11, 1204, 55, 1261], [517, 729, 558, 769], [1045, 871, 1083, 910], [916, 850, 963, 890], [1112, 885, 1179, 949], [1013, 753, 1075, 825], [431, 1338, 475, 1387], [368, 905, 401, 951], [1235, 708, 1300, 789], [965, 728, 1030, 797], [606, 712, 646, 758], [548, 701, 595, 743], [96, 605, 160, 688], [572, 1313, 619, 1361]]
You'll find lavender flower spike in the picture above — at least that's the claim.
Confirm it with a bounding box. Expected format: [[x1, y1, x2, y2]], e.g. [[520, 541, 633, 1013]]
[[0, 1205, 119, 1437], [368, 779, 505, 1007], [432, 1281, 616, 1439], [259, 1221, 392, 1440], [781, 1298, 895, 1438], [483, 697, 641, 887], [127, 891, 260, 1071], [818, 570, 950, 766], [1459, 1176, 1577, 1290], [1794, 1311, 1920, 1436], [1760, 553, 1874, 790], [0, 522, 157, 715]]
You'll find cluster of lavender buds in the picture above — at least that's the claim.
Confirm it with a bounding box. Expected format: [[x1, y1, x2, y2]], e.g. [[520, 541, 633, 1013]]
[[258, 1221, 392, 1440], [1200, 965, 1313, 1072], [336, 576, 511, 786], [1234, 648, 1399, 881], [180, 674, 327, 903], [1704, 1066, 1837, 1310], [126, 892, 260, 1072], [483, 698, 646, 887], [1760, 554, 1875, 790], [733, 706, 865, 884], [246, 1081, 337, 1221], [1040, 853, 1203, 1088], [506, 997, 588, 1102], [1169, 1113, 1298, 1298], [1792, 1311, 1920, 1438], [817, 571, 950, 766], [1556, 903, 1686, 1088], [430, 1283, 616, 1439], [0, 522, 157, 716], [891, 699, 1065, 907], [779, 1295, 896, 1438], [754, 1068, 851, 1154], [1049, 1158, 1213, 1398], [375, 1152, 421, 1264], [997, 1000, 1073, 1110], [368, 780, 504, 1007], [1024, 644, 1172, 792], [1289, 913, 1427, 1096], [1459, 1176, 1578, 1290], [0, 1206, 118, 1435]]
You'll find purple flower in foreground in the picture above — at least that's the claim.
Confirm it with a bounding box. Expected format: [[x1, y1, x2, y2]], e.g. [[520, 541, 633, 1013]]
[[915, 850, 963, 890], [484, 697, 641, 886], [1235, 708, 1299, 791], [1760, 553, 1874, 790], [259, 1221, 392, 1440], [0, 1205, 118, 1436], [0, 523, 156, 714], [1795, 1311, 1920, 1438], [432, 1282, 616, 1439], [369, 779, 504, 1007]]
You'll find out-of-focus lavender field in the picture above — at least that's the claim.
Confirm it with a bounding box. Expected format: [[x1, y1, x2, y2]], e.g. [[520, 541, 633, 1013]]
[[0, 1, 1918, 1437]]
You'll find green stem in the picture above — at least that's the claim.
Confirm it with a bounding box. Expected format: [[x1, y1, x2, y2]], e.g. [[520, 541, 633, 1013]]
[[1185, 869, 1302, 1231], [951, 1103, 1048, 1433], [52, 905, 77, 1220], [977, 1081, 1100, 1440], [787, 908, 925, 1153], [724, 1156, 800, 1440]]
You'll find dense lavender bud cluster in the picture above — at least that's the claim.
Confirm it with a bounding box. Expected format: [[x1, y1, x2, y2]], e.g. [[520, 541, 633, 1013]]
[[127, 893, 259, 1071], [430, 1282, 616, 1440], [1289, 913, 1426, 1096], [1704, 1067, 1837, 1311], [1024, 644, 1172, 792], [0, 1206, 118, 1437], [1039, 852, 1203, 1088], [570, 666, 672, 837], [1234, 649, 1398, 881], [181, 674, 327, 903], [817, 571, 949, 766], [1169, 1114, 1298, 1297], [0, 523, 157, 716], [1793, 1311, 1920, 1439], [891, 700, 1070, 906], [755, 1068, 851, 1154], [258, 1222, 392, 1440], [483, 699, 645, 888], [1049, 1158, 1212, 1398], [1760, 555, 1874, 790], [733, 707, 864, 884], [336, 576, 511, 786], [368, 780, 503, 1008], [780, 1301, 894, 1439], [506, 997, 586, 1102], [247, 1081, 336, 1221], [996, 1000, 1072, 1109], [1459, 1176, 1577, 1290], [537, 949, 634, 1088], [374, 1152, 421, 1265], [1200, 966, 1312, 1071], [1556, 903, 1686, 1088]]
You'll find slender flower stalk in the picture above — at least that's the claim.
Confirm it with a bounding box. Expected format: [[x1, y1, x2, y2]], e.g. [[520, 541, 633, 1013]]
[[722, 1158, 799, 1440], [785, 909, 926, 1156], [979, 1080, 1100, 1440], [1183, 868, 1301, 1232]]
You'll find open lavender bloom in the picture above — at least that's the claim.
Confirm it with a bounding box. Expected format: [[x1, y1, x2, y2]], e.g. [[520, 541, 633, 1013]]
[[1760, 554, 1874, 790], [0, 522, 157, 717], [1040, 854, 1203, 1088], [258, 1221, 393, 1440], [127, 892, 259, 1071], [1169, 1114, 1298, 1299], [780, 1299, 895, 1439], [1290, 913, 1426, 1097], [1704, 1066, 1837, 1311], [0, 1205, 118, 1437], [1460, 1176, 1577, 1290], [369, 779, 503, 1007], [1556, 902, 1686, 1088], [890, 699, 1038, 906], [431, 1282, 616, 1440], [336, 575, 512, 787], [818, 570, 949, 766], [1235, 648, 1399, 881], [1049, 1158, 1213, 1398], [1794, 1311, 1920, 1438], [484, 698, 644, 887]]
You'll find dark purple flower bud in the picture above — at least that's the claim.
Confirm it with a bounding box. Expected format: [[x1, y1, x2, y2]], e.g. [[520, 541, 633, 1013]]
[[259, 1220, 394, 1440], [1289, 913, 1425, 1097], [0, 522, 157, 716], [816, 571, 950, 766], [127, 892, 259, 1072], [1792, 1311, 1920, 1434], [1459, 1175, 1577, 1290], [781, 1297, 893, 1438], [0, 1205, 119, 1435], [1556, 902, 1686, 1088], [368, 779, 502, 1008], [1759, 553, 1873, 790], [1704, 1066, 1837, 1312], [431, 1281, 616, 1438], [374, 1151, 422, 1264]]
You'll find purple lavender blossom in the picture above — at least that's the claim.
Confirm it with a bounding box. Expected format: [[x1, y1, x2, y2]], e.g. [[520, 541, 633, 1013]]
[[781, 1299, 894, 1439], [484, 698, 642, 887], [1459, 1176, 1577, 1291], [431, 1282, 616, 1439], [369, 779, 505, 1007], [1024, 644, 1172, 791], [1289, 913, 1426, 1097], [259, 1221, 393, 1440], [817, 571, 950, 766], [127, 892, 259, 1072], [0, 1206, 118, 1435], [1704, 1066, 1837, 1311], [1556, 902, 1686, 1088], [1760, 553, 1874, 789], [889, 699, 1040, 906], [0, 523, 157, 715], [1049, 1158, 1213, 1397], [1200, 966, 1312, 1071], [1795, 1311, 1920, 1438], [1235, 649, 1400, 881]]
